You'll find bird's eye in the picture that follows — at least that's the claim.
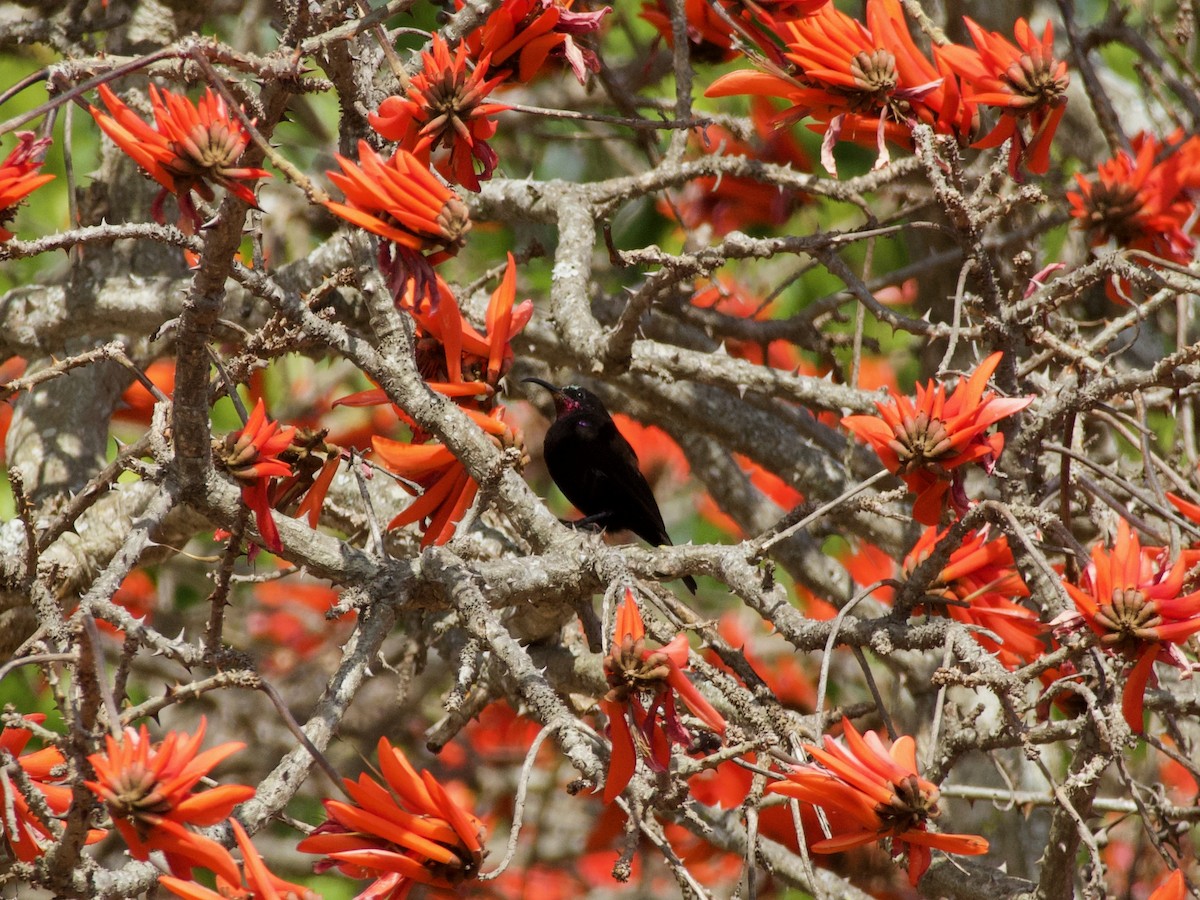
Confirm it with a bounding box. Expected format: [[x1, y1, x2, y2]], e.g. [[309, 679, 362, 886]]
[[576, 419, 590, 428]]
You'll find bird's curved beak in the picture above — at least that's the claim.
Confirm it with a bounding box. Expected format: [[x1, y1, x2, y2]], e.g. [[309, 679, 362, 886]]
[[522, 377, 560, 396], [522, 377, 566, 415]]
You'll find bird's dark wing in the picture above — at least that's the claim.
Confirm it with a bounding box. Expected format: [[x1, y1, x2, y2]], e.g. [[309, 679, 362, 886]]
[[589, 425, 697, 592], [587, 421, 672, 547], [544, 418, 671, 546]]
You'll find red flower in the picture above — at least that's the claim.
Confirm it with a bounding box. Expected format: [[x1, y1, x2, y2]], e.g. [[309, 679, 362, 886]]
[[371, 406, 514, 548], [324, 141, 472, 298], [344, 258, 531, 548], [268, 427, 341, 530], [297, 737, 486, 897], [114, 358, 175, 426], [767, 720, 989, 885], [1053, 519, 1200, 734], [84, 718, 254, 884], [89, 84, 270, 231], [159, 818, 318, 900], [1, 715, 106, 861], [338, 277, 531, 413], [216, 398, 297, 554], [842, 352, 1032, 525], [600, 589, 726, 803], [641, 0, 741, 63], [399, 259, 533, 391], [1147, 870, 1187, 900], [248, 575, 354, 674], [642, 0, 829, 65], [689, 276, 807, 368], [99, 568, 157, 639], [369, 36, 510, 192], [448, 702, 545, 767], [324, 140, 470, 256], [460, 0, 611, 84], [662, 99, 812, 235], [1067, 129, 1200, 300], [938, 17, 1069, 177], [904, 525, 1042, 668], [705, 0, 975, 174], [0, 132, 55, 241]]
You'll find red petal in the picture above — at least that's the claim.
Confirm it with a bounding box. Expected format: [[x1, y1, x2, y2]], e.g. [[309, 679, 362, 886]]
[[601, 699, 637, 803]]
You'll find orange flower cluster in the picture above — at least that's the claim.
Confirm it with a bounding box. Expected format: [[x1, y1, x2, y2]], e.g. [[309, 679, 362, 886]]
[[370, 37, 510, 193], [159, 819, 318, 900], [89, 84, 270, 231], [904, 525, 1042, 669], [842, 352, 1032, 525], [216, 398, 298, 554], [768, 720, 989, 885], [460, 0, 611, 84], [298, 737, 486, 897], [663, 99, 812, 235], [1068, 129, 1200, 300], [689, 276, 807, 369], [324, 140, 472, 298], [1147, 870, 1188, 900], [248, 574, 354, 674], [0, 132, 54, 241], [349, 255, 532, 546], [601, 589, 727, 803], [705, 0, 1068, 177], [1, 715, 105, 862], [940, 17, 1071, 178], [84, 718, 255, 884], [642, 0, 829, 64], [1054, 519, 1200, 734]]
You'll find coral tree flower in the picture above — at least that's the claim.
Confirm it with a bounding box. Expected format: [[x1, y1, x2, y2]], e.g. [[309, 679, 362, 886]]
[[1068, 129, 1200, 300], [642, 0, 829, 65], [461, 0, 611, 84], [706, 0, 975, 174], [768, 720, 988, 885], [84, 717, 254, 884], [1147, 870, 1187, 900], [356, 256, 532, 547], [601, 589, 726, 803], [663, 98, 811, 235], [1, 714, 106, 861], [159, 818, 318, 900], [395, 259, 534, 390], [842, 352, 1032, 525], [249, 574, 353, 675], [0, 132, 55, 241], [216, 398, 297, 554], [324, 141, 470, 255], [324, 140, 471, 297], [89, 84, 270, 230], [298, 736, 485, 897], [371, 406, 514, 548], [904, 525, 1041, 668], [369, 36, 510, 192], [270, 426, 341, 530], [1054, 519, 1200, 734], [938, 17, 1069, 177]]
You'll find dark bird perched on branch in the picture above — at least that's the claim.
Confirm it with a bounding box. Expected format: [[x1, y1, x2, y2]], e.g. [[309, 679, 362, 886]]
[[524, 378, 697, 593]]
